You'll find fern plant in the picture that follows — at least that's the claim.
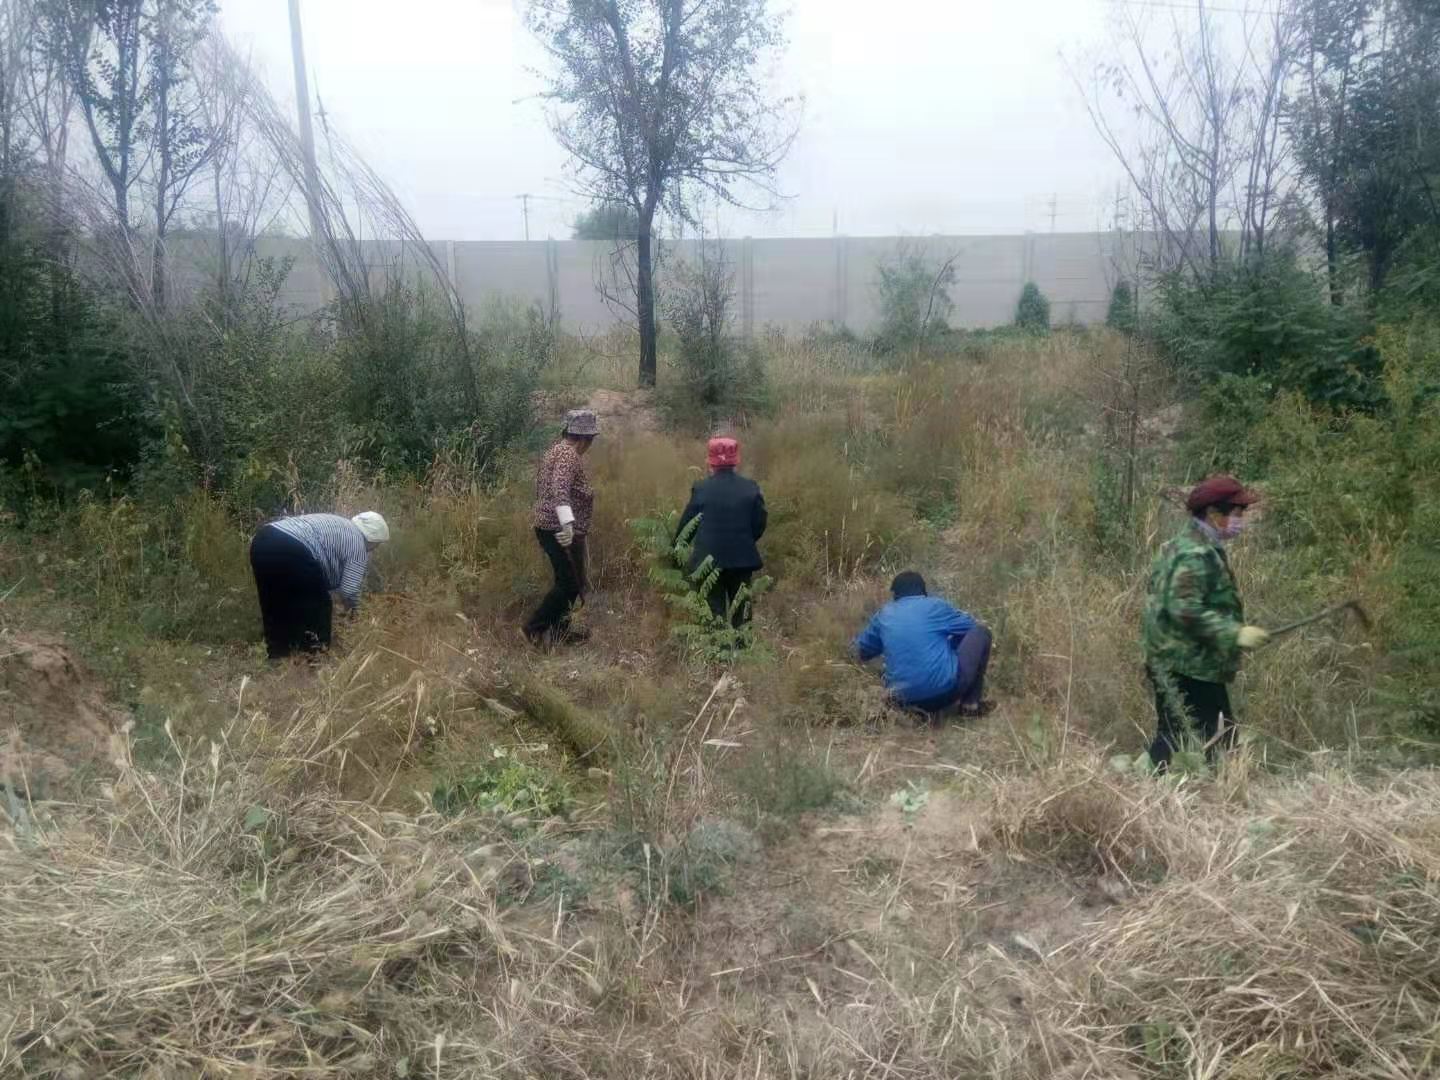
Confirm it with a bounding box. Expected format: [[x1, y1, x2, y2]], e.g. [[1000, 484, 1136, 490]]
[[631, 511, 772, 663]]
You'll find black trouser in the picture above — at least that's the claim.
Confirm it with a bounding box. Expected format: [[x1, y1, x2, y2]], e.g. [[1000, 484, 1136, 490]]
[[250, 525, 332, 659], [905, 625, 993, 717], [524, 528, 588, 640], [706, 568, 755, 628], [1147, 668, 1237, 769]]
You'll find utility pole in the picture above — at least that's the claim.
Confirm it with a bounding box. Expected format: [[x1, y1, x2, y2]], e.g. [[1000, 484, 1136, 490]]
[[1048, 192, 1058, 234], [288, 0, 327, 258], [517, 193, 531, 241]]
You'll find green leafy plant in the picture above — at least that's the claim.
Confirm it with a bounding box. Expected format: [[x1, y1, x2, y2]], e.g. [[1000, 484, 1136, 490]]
[[889, 781, 930, 817], [432, 749, 573, 818], [631, 510, 772, 662]]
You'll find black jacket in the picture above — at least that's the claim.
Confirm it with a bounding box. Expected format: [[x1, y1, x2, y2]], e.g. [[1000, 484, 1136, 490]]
[[677, 470, 768, 572]]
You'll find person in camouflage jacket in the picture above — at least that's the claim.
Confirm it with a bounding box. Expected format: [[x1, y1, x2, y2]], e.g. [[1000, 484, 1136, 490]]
[[1141, 474, 1269, 769]]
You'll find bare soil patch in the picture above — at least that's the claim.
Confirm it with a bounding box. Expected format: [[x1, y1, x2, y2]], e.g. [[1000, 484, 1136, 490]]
[[585, 387, 661, 434], [0, 631, 125, 796]]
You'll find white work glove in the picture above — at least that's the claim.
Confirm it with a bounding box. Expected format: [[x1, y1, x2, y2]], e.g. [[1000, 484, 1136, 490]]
[[555, 505, 576, 548], [1237, 625, 1269, 649]]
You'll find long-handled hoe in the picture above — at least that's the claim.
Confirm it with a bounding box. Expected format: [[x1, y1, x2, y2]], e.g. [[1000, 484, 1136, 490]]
[[1262, 599, 1372, 643], [1201, 600, 1372, 754]]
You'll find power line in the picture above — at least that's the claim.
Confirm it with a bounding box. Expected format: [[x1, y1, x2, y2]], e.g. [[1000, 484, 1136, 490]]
[[1111, 0, 1291, 16]]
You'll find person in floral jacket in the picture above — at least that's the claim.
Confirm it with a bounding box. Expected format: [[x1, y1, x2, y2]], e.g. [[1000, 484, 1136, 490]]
[[523, 409, 598, 646]]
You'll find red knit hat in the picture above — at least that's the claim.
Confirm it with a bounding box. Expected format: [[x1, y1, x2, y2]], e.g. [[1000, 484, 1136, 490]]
[[707, 437, 740, 469], [1186, 474, 1260, 514]]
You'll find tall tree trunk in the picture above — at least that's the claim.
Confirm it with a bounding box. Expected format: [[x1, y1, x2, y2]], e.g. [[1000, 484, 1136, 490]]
[[637, 213, 657, 387], [45, 101, 72, 339], [1325, 201, 1342, 305], [151, 14, 172, 313], [212, 163, 229, 318]]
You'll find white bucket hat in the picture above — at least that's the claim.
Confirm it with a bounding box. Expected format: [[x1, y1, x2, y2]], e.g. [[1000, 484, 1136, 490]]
[[351, 511, 390, 544]]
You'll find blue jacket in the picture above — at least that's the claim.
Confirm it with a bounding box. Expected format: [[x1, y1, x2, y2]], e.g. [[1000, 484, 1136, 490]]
[[853, 595, 979, 704]]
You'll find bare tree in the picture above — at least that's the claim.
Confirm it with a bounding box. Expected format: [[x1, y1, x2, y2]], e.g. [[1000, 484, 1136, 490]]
[[1237, 3, 1302, 260], [17, 1, 71, 195], [0, 0, 37, 259], [526, 0, 797, 387], [1073, 0, 1302, 278], [146, 0, 222, 310], [190, 32, 289, 309], [38, 0, 219, 309], [1290, 0, 1371, 304], [0, 1, 32, 183], [45, 0, 147, 288]]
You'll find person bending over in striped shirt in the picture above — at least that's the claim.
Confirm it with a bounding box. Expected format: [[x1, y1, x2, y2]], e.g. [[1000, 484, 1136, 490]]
[[249, 511, 390, 659]]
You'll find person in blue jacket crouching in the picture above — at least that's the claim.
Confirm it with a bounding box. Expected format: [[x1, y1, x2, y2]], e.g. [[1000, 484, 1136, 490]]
[[853, 571, 994, 722]]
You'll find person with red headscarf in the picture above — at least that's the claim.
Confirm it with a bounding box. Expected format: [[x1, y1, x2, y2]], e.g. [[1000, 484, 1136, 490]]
[[676, 437, 768, 627]]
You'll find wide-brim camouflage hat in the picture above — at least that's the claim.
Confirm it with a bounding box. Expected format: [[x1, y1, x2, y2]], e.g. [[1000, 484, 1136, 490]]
[[563, 409, 600, 437]]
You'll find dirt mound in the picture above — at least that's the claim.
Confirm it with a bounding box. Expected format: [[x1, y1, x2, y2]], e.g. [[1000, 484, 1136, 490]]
[[0, 632, 124, 796], [585, 388, 660, 434]]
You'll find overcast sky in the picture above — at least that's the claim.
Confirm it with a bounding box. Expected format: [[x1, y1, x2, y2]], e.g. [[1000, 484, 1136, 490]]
[[222, 0, 1123, 241]]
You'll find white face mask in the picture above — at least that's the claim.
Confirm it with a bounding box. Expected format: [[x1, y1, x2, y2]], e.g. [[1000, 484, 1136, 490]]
[[1218, 514, 1247, 540]]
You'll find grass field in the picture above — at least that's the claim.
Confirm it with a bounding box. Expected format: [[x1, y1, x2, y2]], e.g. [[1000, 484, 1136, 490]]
[[2, 330, 1435, 1079]]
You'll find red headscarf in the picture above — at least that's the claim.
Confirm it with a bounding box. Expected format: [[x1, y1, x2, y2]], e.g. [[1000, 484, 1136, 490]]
[[707, 437, 740, 469]]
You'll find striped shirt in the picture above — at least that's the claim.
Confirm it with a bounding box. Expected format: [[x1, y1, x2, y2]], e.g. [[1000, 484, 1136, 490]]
[[531, 441, 595, 534], [270, 513, 371, 609]]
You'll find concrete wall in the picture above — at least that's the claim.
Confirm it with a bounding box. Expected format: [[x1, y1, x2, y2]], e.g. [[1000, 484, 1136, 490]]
[[182, 231, 1152, 334]]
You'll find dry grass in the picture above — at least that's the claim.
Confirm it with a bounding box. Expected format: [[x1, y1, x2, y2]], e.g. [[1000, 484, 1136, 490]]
[[1009, 763, 1440, 1078], [14, 731, 1437, 1078], [2, 329, 1431, 1078], [0, 701, 519, 1076]]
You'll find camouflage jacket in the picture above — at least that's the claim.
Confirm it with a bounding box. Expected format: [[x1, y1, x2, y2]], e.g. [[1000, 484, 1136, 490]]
[[1141, 522, 1245, 683]]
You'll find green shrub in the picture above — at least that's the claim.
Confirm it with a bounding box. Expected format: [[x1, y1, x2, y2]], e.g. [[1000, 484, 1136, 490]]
[[1015, 282, 1051, 333], [874, 241, 955, 354], [731, 742, 847, 818], [1106, 280, 1137, 333], [131, 260, 351, 509], [1177, 373, 1276, 477], [1222, 321, 1440, 739], [1152, 254, 1381, 409], [663, 818, 759, 906], [0, 200, 149, 497], [5, 245, 552, 515], [659, 246, 770, 429], [334, 287, 553, 477]]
